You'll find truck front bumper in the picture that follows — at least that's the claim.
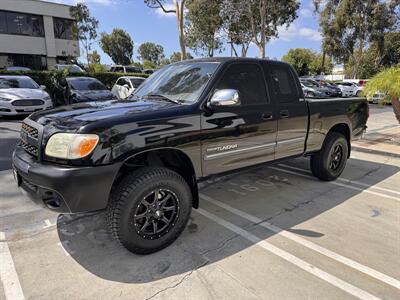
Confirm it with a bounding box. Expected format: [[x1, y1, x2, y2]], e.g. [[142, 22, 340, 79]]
[[12, 147, 121, 214]]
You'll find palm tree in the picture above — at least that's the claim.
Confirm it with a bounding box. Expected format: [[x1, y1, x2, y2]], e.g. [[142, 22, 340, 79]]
[[363, 66, 400, 123]]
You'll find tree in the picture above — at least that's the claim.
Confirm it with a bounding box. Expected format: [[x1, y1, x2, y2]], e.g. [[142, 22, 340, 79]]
[[363, 66, 400, 123], [185, 0, 223, 57], [170, 52, 182, 63], [100, 28, 134, 65], [313, 0, 398, 78], [282, 48, 315, 76], [221, 0, 253, 57], [145, 0, 187, 60], [137, 42, 165, 65], [70, 3, 99, 65], [143, 60, 157, 69], [88, 50, 101, 65], [242, 0, 299, 58], [282, 48, 333, 76]]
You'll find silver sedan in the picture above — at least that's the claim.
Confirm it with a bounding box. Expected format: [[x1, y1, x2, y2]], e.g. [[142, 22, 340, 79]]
[[0, 76, 52, 116]]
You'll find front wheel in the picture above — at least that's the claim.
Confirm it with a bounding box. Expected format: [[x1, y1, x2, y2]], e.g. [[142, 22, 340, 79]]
[[310, 132, 349, 181], [107, 167, 192, 254]]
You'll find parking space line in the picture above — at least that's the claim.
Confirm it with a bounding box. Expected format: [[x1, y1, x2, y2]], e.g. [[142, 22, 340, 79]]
[[196, 209, 381, 300], [200, 194, 400, 290], [268, 166, 400, 202], [0, 232, 25, 300], [278, 164, 400, 196]]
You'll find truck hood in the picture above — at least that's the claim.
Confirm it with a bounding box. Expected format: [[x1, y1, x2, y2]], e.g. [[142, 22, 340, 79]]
[[28, 99, 180, 128], [0, 88, 49, 100]]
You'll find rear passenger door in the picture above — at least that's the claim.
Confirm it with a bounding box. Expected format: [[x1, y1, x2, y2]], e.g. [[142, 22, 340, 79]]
[[263, 62, 308, 159], [201, 62, 277, 176]]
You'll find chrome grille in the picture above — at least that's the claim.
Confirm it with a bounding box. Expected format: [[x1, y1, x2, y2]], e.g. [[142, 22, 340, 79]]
[[12, 99, 44, 106], [21, 122, 39, 139]]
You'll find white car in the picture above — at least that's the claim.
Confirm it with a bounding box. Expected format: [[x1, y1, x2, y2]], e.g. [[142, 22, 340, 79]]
[[0, 76, 52, 116], [111, 76, 145, 99], [336, 82, 363, 97], [54, 64, 84, 73]]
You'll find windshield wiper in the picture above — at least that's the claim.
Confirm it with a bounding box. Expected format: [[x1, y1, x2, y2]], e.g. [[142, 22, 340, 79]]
[[143, 93, 182, 104]]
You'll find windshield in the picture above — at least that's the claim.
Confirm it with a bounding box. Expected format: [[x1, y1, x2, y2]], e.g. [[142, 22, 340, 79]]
[[130, 78, 145, 88], [302, 81, 317, 88], [0, 77, 39, 89], [68, 78, 107, 91], [133, 62, 219, 104]]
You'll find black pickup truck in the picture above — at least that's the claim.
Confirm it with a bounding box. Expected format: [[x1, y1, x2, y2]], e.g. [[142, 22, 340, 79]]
[[12, 58, 368, 254]]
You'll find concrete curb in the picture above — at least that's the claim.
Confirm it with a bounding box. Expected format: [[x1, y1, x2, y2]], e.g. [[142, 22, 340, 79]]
[[352, 146, 400, 158]]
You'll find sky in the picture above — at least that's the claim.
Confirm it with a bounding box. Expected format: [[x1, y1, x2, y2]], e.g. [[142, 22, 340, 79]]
[[45, 0, 323, 65]]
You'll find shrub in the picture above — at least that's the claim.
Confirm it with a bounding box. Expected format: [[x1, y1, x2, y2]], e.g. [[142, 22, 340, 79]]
[[0, 70, 149, 91]]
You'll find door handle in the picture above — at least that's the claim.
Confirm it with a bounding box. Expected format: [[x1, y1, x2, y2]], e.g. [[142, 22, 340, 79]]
[[280, 110, 289, 118], [262, 113, 273, 120]]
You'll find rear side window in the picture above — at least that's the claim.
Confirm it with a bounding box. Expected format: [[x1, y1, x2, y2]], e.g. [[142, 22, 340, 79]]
[[267, 63, 299, 102], [216, 63, 268, 105]]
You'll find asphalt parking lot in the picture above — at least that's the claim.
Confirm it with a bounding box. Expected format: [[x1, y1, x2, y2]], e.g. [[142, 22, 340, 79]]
[[1, 106, 399, 300]]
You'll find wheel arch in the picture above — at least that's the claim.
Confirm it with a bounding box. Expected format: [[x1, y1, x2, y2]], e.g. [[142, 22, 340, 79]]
[[327, 123, 351, 157], [112, 147, 199, 209]]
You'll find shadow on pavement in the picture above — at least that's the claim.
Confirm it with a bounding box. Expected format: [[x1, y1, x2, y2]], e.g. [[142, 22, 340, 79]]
[[57, 156, 399, 283]]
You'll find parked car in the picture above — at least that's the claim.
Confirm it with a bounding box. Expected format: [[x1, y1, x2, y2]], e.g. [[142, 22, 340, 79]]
[[300, 80, 331, 97], [54, 64, 85, 73], [336, 82, 363, 97], [366, 91, 385, 104], [0, 76, 52, 116], [5, 66, 31, 71], [110, 65, 143, 74], [67, 77, 115, 103], [111, 76, 145, 99], [12, 58, 368, 254], [144, 69, 155, 75], [302, 79, 342, 97], [312, 79, 342, 97]]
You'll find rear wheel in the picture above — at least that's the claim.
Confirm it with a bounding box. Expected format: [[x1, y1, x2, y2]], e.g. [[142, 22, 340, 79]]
[[107, 167, 192, 254], [310, 132, 349, 181]]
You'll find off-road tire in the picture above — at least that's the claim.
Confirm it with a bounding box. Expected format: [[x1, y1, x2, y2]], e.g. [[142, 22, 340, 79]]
[[107, 167, 192, 254], [310, 132, 349, 181]]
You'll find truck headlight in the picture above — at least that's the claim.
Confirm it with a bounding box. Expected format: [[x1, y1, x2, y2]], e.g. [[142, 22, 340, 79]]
[[45, 133, 99, 159]]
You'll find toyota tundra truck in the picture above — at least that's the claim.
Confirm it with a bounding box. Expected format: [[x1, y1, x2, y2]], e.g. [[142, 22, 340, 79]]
[[12, 58, 368, 254]]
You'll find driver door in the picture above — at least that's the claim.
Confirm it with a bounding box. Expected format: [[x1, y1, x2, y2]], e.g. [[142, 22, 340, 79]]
[[201, 62, 277, 176]]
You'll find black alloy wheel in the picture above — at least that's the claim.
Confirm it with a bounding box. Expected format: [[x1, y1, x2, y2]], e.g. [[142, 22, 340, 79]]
[[134, 189, 179, 240], [329, 144, 343, 171]]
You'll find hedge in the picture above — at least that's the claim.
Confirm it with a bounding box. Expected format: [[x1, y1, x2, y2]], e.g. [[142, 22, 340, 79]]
[[0, 70, 149, 92]]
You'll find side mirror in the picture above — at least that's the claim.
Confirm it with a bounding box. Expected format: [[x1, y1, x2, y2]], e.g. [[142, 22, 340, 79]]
[[209, 89, 240, 107], [40, 85, 46, 90], [123, 84, 130, 89]]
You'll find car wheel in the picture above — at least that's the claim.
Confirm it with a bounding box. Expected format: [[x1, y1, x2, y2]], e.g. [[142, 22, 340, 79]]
[[107, 167, 192, 254], [356, 90, 362, 97], [310, 132, 348, 181]]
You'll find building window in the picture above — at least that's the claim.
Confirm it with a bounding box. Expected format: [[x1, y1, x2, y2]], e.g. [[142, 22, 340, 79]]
[[0, 11, 6, 34], [0, 10, 44, 37], [0, 53, 47, 70], [53, 18, 74, 40]]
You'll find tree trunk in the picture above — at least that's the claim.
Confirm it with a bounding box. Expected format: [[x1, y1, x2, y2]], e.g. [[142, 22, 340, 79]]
[[176, 1, 186, 60], [258, 0, 267, 58], [391, 96, 400, 124]]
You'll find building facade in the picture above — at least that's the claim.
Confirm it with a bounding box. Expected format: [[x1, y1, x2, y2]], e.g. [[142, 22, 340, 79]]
[[0, 0, 79, 70]]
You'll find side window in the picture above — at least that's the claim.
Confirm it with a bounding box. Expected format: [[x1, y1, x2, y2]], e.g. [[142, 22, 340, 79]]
[[268, 64, 299, 102], [116, 78, 123, 86], [216, 63, 268, 105]]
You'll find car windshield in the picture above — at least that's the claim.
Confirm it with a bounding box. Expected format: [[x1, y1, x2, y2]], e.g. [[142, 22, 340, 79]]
[[0, 77, 39, 89], [302, 81, 317, 88], [125, 67, 141, 73], [133, 62, 220, 104], [130, 78, 145, 88], [68, 78, 107, 91]]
